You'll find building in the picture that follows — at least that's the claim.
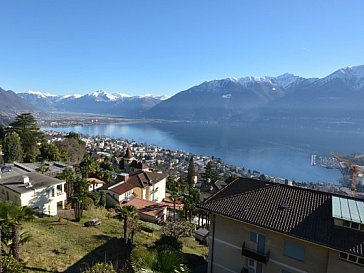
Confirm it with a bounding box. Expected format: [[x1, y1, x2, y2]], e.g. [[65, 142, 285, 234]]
[[99, 170, 167, 206], [0, 171, 67, 216], [199, 178, 364, 273], [120, 197, 167, 223], [86, 177, 105, 192]]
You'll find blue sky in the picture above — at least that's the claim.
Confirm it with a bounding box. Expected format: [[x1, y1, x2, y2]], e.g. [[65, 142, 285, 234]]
[[1, 0, 364, 96]]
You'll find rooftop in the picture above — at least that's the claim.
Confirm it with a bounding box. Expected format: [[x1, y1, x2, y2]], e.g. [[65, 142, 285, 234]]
[[121, 198, 167, 218], [332, 196, 364, 224], [199, 178, 364, 257], [0, 172, 65, 194]]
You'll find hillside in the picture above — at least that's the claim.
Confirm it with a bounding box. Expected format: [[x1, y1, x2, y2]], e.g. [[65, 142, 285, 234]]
[[0, 87, 36, 124], [146, 65, 364, 123]]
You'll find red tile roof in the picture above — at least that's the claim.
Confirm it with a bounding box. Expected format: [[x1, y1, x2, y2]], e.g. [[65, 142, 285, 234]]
[[87, 178, 105, 184], [121, 198, 167, 217]]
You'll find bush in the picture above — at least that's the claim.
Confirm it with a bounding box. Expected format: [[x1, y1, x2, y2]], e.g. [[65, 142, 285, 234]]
[[83, 197, 94, 210], [88, 191, 101, 206], [154, 234, 183, 252], [2, 255, 25, 273], [82, 262, 116, 273]]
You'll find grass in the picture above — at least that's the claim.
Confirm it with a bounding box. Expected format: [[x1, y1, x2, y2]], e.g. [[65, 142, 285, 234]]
[[20, 207, 208, 272]]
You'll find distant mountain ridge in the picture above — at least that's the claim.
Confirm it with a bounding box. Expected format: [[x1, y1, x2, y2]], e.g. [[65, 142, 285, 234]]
[[3, 64, 364, 123], [0, 87, 36, 124], [146, 65, 364, 122], [18, 90, 168, 117]]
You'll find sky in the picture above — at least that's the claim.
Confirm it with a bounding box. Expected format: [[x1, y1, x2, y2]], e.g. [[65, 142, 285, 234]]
[[1, 0, 364, 96]]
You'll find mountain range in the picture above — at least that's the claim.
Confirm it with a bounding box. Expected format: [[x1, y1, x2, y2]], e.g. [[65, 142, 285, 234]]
[[17, 90, 167, 117], [1, 64, 364, 124]]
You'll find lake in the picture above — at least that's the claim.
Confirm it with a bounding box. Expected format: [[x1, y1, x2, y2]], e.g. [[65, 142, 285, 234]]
[[42, 121, 364, 184]]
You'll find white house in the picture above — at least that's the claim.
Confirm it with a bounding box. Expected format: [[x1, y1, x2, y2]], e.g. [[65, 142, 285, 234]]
[[0, 172, 67, 216]]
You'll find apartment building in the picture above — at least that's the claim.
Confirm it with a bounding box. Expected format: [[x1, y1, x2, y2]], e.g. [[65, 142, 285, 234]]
[[199, 178, 364, 273]]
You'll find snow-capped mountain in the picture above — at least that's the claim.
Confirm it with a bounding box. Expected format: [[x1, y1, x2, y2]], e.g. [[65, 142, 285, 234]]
[[319, 65, 364, 90], [146, 65, 364, 122], [18, 90, 165, 117], [13, 64, 364, 122]]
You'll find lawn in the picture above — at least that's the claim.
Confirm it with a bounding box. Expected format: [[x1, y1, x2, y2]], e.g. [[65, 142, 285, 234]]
[[20, 208, 208, 273]]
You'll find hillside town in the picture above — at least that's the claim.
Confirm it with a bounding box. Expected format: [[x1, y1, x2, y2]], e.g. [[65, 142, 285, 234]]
[[0, 113, 363, 273]]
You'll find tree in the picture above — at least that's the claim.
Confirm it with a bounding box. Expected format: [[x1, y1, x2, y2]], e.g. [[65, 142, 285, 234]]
[[7, 113, 43, 162], [0, 202, 35, 261], [116, 205, 138, 245], [168, 176, 181, 222], [3, 132, 23, 163], [39, 142, 61, 161], [186, 156, 196, 187], [57, 168, 75, 198], [80, 154, 100, 179], [70, 177, 89, 222], [55, 136, 86, 164], [203, 161, 220, 183]]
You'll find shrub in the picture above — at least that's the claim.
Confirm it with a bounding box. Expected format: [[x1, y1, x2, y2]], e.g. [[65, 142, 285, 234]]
[[154, 234, 183, 252], [82, 262, 116, 273], [83, 197, 94, 210], [2, 255, 25, 273]]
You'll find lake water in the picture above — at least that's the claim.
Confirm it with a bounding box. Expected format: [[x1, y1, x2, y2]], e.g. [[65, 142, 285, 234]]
[[43, 121, 364, 184]]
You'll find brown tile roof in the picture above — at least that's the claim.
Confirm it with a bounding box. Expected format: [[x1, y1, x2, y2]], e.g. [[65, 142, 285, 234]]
[[121, 198, 167, 218], [199, 178, 364, 257], [128, 171, 167, 188], [110, 182, 136, 195]]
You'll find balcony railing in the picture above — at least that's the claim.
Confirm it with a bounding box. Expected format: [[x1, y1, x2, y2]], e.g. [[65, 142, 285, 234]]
[[241, 242, 270, 264]]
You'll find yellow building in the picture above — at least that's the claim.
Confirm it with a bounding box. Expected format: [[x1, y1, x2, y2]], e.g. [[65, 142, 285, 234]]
[[199, 178, 364, 273]]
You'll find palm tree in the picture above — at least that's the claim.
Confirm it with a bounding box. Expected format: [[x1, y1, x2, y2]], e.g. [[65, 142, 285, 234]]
[[116, 205, 138, 245], [0, 202, 34, 261], [58, 168, 75, 199]]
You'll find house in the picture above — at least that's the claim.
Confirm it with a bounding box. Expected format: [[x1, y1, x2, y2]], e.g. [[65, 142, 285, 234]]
[[86, 177, 105, 192], [99, 170, 167, 207], [0, 171, 67, 216], [199, 177, 364, 273], [120, 198, 167, 223]]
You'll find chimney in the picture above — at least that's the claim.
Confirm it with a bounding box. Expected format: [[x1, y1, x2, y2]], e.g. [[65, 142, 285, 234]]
[[22, 175, 30, 184]]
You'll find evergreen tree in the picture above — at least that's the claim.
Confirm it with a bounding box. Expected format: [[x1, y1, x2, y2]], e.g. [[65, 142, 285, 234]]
[[186, 156, 196, 187], [7, 113, 43, 162], [203, 161, 220, 183], [3, 132, 23, 163], [70, 177, 89, 222], [39, 142, 61, 161]]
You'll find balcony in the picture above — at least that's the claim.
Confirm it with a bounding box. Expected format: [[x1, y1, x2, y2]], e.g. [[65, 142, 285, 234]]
[[241, 241, 270, 264]]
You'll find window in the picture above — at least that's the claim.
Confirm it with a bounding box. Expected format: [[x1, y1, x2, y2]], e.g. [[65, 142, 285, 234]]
[[339, 252, 364, 266], [247, 259, 263, 273], [284, 241, 305, 261], [250, 231, 266, 255]]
